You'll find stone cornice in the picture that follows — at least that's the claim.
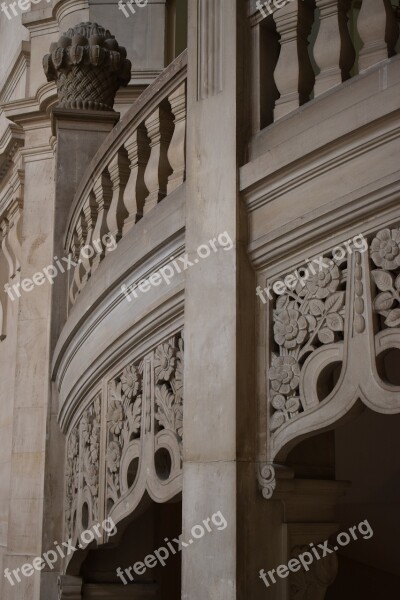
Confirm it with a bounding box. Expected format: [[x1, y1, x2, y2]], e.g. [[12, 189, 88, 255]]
[[2, 82, 57, 129]]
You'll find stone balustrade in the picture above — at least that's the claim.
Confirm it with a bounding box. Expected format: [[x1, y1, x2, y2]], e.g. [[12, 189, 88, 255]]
[[250, 0, 399, 130], [65, 52, 187, 307]]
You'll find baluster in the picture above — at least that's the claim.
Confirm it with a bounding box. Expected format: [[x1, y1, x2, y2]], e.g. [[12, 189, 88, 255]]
[[106, 149, 130, 242], [68, 232, 81, 306], [70, 213, 87, 304], [143, 104, 174, 214], [92, 172, 113, 274], [313, 0, 355, 96], [273, 0, 314, 120], [167, 82, 187, 194], [122, 125, 150, 236], [358, 0, 399, 71], [80, 192, 97, 286]]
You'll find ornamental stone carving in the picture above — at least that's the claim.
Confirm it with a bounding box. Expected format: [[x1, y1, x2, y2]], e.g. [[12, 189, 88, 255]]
[[64, 332, 184, 554], [260, 224, 400, 498], [43, 22, 131, 111]]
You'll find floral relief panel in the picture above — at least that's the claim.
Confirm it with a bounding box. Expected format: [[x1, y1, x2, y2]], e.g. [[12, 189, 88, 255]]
[[105, 333, 183, 524], [64, 331, 184, 546], [65, 394, 101, 544], [261, 225, 400, 495]]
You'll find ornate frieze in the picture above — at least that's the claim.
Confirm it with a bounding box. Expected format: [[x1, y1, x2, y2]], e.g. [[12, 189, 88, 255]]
[[64, 332, 184, 549], [261, 225, 400, 497], [43, 22, 131, 111]]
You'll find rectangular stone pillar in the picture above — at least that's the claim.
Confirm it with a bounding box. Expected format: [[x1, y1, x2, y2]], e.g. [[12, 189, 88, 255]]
[[182, 1, 239, 598]]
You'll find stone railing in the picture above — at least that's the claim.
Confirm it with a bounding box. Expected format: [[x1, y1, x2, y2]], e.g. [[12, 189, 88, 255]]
[[249, 0, 399, 131], [64, 51, 187, 307]]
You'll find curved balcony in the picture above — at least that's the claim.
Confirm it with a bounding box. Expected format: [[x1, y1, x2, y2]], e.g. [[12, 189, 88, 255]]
[[244, 1, 400, 496], [52, 52, 187, 553], [64, 50, 187, 308]]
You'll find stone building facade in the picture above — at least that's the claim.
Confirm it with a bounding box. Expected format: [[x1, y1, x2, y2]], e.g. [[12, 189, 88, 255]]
[[0, 1, 399, 599]]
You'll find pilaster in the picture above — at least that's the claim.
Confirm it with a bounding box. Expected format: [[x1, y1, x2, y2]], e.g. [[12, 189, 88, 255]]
[[183, 1, 241, 598]]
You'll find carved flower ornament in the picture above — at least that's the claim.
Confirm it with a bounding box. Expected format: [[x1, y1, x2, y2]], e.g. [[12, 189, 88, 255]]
[[269, 355, 300, 395], [154, 343, 176, 382], [274, 308, 310, 349], [121, 365, 141, 400], [371, 228, 400, 270], [107, 396, 124, 436], [106, 441, 121, 473], [270, 395, 301, 431], [305, 263, 340, 299]]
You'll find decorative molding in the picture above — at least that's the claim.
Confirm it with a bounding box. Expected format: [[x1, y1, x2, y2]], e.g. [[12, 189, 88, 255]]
[[43, 22, 131, 111], [197, 0, 223, 99]]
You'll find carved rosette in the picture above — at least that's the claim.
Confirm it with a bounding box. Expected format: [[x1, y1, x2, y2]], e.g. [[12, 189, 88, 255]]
[[261, 226, 400, 497], [43, 22, 131, 110], [370, 227, 400, 329], [64, 332, 184, 550]]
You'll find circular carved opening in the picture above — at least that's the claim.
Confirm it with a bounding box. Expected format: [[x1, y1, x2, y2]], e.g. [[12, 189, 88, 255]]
[[317, 362, 342, 402], [127, 457, 139, 488], [81, 502, 89, 530], [154, 448, 172, 481], [377, 348, 400, 386]]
